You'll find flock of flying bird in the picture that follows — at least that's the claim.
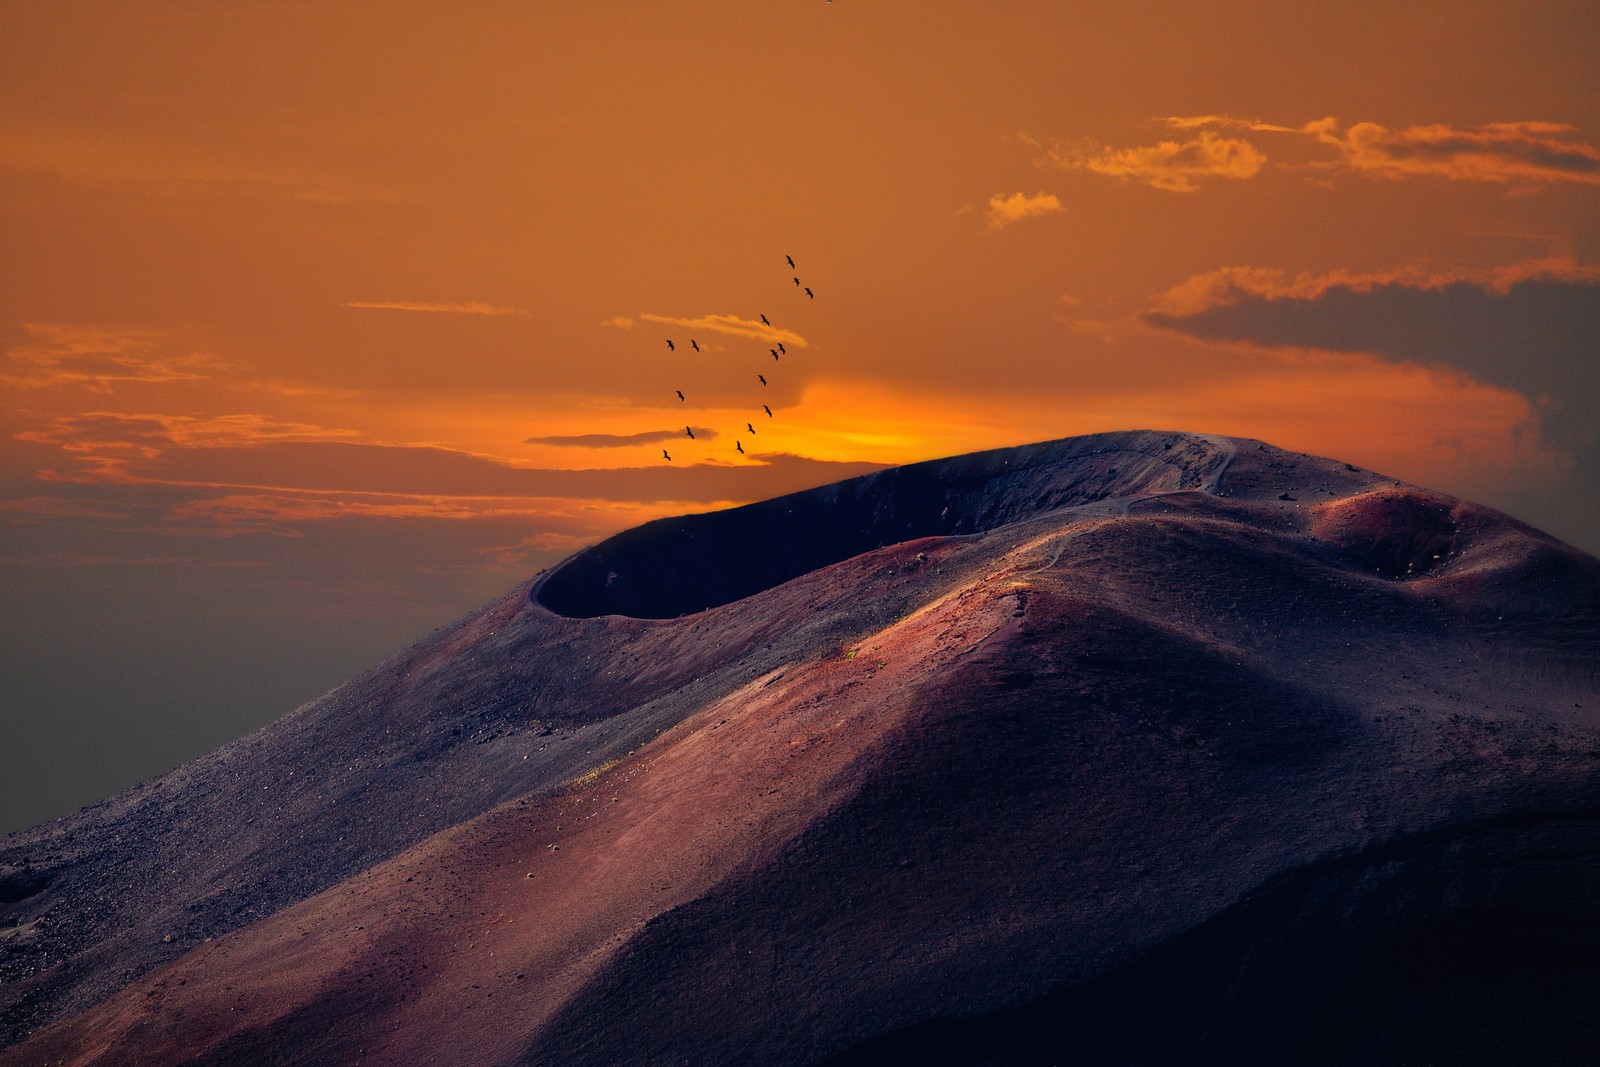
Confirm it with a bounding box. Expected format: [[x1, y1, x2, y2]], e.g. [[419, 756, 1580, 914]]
[[659, 254, 813, 463]]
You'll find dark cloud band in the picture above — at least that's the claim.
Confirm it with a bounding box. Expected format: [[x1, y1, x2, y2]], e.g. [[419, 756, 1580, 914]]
[[1145, 273, 1600, 499]]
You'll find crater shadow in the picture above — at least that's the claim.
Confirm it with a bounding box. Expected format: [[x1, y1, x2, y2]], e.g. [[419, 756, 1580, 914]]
[[533, 433, 1222, 620]]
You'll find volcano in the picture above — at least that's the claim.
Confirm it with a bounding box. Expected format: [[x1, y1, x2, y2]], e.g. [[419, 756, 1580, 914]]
[[3, 430, 1598, 1065]]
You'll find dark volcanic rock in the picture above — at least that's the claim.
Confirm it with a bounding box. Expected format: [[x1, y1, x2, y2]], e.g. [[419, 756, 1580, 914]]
[[2, 430, 1598, 1065], [536, 432, 1228, 618]]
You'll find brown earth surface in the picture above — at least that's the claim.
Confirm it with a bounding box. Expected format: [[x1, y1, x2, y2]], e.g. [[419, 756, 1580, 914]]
[[3, 430, 1598, 1065]]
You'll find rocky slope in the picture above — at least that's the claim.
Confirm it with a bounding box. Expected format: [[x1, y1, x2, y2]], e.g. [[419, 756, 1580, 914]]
[[3, 430, 1597, 1065]]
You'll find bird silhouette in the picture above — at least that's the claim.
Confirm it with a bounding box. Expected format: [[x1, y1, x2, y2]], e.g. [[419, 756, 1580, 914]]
[[666, 339, 675, 351], [804, 287, 814, 299], [662, 449, 671, 461], [777, 342, 786, 355], [760, 313, 770, 326], [770, 348, 779, 359], [685, 425, 695, 440], [786, 255, 795, 268], [747, 422, 755, 434], [675, 390, 684, 401], [691, 339, 700, 352], [793, 277, 800, 286], [736, 440, 745, 454], [763, 404, 772, 417], [758, 374, 767, 385]]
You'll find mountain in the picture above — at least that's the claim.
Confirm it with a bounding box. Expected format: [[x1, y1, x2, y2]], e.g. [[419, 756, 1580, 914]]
[[3, 430, 1598, 1065]]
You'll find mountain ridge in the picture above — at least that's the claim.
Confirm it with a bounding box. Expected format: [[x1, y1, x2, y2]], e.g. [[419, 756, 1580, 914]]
[[3, 429, 1597, 1064]]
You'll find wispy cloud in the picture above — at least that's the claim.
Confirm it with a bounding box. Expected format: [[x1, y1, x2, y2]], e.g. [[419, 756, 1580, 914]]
[[638, 312, 806, 348], [1045, 130, 1266, 192], [1160, 115, 1301, 134], [19, 411, 362, 451], [11, 415, 883, 525], [166, 491, 562, 535], [342, 300, 530, 316], [1148, 257, 1600, 316], [1049, 115, 1600, 191], [525, 429, 709, 447], [15, 411, 365, 482], [1127, 115, 1600, 188], [3, 323, 233, 391], [1303, 118, 1600, 186], [600, 316, 635, 330], [985, 191, 1063, 231]]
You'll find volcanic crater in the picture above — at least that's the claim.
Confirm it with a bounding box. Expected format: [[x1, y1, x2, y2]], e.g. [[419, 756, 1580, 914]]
[[3, 430, 1598, 1066], [534, 432, 1231, 619]]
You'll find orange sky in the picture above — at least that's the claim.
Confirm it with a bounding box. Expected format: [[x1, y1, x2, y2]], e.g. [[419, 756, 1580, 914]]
[[3, 0, 1597, 831]]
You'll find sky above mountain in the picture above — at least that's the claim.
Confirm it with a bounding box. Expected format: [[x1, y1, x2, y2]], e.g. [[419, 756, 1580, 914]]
[[2, 0, 1597, 833]]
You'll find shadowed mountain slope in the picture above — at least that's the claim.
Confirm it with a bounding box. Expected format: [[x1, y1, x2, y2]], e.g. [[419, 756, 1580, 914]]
[[3, 430, 1598, 1065]]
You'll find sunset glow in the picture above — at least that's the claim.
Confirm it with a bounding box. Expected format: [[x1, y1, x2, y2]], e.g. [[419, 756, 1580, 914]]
[[2, 0, 1596, 832]]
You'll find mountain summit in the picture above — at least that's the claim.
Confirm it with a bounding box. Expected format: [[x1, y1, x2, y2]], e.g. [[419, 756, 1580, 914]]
[[4, 430, 1598, 1064]]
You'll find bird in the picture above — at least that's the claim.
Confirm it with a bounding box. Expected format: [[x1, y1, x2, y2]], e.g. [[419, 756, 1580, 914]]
[[675, 390, 684, 401], [770, 348, 779, 359], [758, 374, 767, 385], [747, 422, 755, 434], [662, 449, 671, 461], [736, 440, 745, 454], [777, 342, 786, 355], [763, 404, 772, 417], [685, 425, 695, 440], [691, 339, 700, 352], [786, 255, 795, 268], [804, 287, 814, 299], [666, 339, 675, 351], [793, 277, 800, 286], [760, 313, 770, 326]]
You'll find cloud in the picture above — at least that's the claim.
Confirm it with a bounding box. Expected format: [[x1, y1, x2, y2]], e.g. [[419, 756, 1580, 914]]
[[1160, 115, 1302, 134], [15, 411, 366, 482], [525, 429, 715, 447], [1304, 118, 1600, 185], [140, 451, 882, 540], [166, 491, 559, 534], [1143, 261, 1600, 496], [1158, 114, 1600, 186], [1046, 131, 1267, 191], [638, 313, 807, 348], [985, 191, 1063, 231], [1147, 257, 1600, 315], [342, 301, 530, 316], [18, 410, 363, 451], [3, 323, 233, 391], [1050, 115, 1600, 190], [11, 413, 886, 529], [600, 316, 635, 330]]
